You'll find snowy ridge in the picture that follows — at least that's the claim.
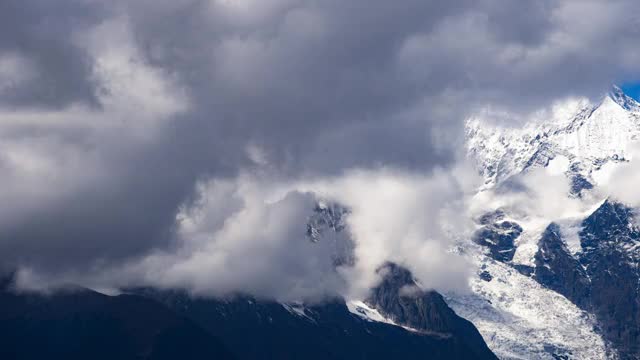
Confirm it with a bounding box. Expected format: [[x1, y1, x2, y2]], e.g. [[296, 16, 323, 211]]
[[346, 300, 424, 333], [346, 300, 397, 326], [466, 87, 640, 189]]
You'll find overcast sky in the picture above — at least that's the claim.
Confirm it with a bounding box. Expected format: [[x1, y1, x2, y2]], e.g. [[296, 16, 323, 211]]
[[2, 0, 640, 300]]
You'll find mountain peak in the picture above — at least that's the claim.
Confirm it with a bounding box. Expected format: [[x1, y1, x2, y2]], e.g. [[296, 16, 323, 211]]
[[607, 85, 640, 112], [466, 85, 640, 188]]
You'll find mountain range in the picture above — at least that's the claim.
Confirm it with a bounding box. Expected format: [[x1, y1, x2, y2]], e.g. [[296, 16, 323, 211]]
[[3, 87, 640, 359]]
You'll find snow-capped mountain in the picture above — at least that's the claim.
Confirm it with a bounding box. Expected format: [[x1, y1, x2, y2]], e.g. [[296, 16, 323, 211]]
[[466, 86, 640, 193], [452, 87, 640, 359]]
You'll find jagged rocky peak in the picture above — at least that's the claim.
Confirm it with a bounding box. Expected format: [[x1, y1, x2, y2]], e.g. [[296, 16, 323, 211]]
[[305, 200, 355, 267], [580, 199, 640, 249], [306, 200, 350, 242], [366, 262, 460, 333], [366, 262, 497, 359]]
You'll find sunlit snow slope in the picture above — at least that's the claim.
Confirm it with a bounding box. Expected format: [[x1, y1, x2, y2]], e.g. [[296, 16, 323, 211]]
[[466, 86, 640, 191]]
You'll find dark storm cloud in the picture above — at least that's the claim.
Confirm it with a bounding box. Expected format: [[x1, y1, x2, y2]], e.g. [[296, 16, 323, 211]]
[[1, 0, 639, 297], [124, 0, 477, 175], [480, 0, 555, 45], [121, 0, 640, 174], [0, 0, 110, 108]]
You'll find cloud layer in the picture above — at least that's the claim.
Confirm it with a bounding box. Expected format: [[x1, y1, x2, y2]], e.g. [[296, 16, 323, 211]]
[[2, 0, 640, 300]]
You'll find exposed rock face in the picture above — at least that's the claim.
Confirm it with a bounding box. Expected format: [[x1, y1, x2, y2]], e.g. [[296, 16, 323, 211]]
[[306, 201, 349, 242], [305, 201, 355, 267], [473, 219, 523, 263], [578, 200, 640, 359], [365, 262, 497, 359], [479, 270, 493, 282], [533, 223, 591, 309], [569, 173, 594, 197], [580, 200, 640, 249]]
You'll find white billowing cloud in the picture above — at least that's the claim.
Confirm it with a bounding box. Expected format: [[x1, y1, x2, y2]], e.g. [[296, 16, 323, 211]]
[[0, 134, 104, 229], [61, 175, 353, 301], [77, 16, 189, 130], [93, 142, 640, 303], [292, 164, 481, 298], [597, 144, 640, 208], [520, 167, 582, 219], [466, 162, 600, 267], [15, 163, 480, 301], [469, 164, 592, 231]]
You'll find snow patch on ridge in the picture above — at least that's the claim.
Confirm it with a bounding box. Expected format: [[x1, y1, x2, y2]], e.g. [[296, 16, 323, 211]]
[[281, 302, 316, 322], [347, 300, 396, 325]]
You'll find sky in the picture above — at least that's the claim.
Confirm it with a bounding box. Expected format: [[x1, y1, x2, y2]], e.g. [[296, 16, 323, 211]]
[[622, 83, 640, 100], [1, 0, 640, 301]]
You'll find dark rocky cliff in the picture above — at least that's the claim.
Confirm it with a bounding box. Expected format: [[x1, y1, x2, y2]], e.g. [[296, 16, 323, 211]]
[[366, 262, 497, 360]]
